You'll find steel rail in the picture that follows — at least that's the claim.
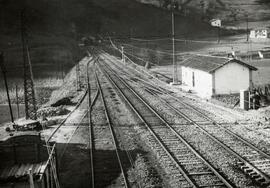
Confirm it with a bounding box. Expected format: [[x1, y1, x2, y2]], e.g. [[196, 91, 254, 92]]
[[97, 59, 234, 188], [104, 50, 270, 162], [94, 64, 130, 188], [100, 48, 270, 185], [158, 93, 270, 185], [88, 88, 99, 188], [47, 57, 96, 142], [168, 93, 270, 160], [58, 57, 99, 161], [87, 56, 100, 188], [108, 50, 270, 185], [94, 50, 142, 187], [151, 90, 270, 184]]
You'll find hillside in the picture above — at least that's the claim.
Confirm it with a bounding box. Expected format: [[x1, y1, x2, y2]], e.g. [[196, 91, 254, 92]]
[[0, 0, 235, 42], [0, 0, 234, 78], [136, 0, 270, 28], [1, 0, 268, 75]]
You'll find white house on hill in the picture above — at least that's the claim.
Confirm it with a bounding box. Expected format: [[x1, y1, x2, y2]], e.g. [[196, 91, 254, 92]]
[[250, 29, 268, 39], [181, 55, 257, 98]]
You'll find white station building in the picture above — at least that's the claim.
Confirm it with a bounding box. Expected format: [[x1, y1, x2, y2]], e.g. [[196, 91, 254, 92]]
[[181, 55, 257, 98]]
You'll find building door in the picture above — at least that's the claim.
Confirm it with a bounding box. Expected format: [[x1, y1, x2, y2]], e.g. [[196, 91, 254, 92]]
[[192, 72, 195, 87]]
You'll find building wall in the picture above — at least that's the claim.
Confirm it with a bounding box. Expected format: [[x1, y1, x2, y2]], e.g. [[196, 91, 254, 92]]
[[250, 30, 268, 39], [214, 62, 250, 94], [182, 66, 213, 98]]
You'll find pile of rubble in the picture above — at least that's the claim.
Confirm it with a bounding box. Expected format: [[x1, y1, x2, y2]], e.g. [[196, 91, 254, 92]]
[[37, 106, 70, 119]]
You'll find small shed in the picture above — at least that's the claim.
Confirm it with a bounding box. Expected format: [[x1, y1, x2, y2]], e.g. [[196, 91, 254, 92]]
[[0, 133, 58, 188], [250, 29, 268, 39], [210, 19, 221, 27], [181, 55, 257, 98]]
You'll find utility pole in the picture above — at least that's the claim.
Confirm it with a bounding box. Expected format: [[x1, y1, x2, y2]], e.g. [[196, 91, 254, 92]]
[[0, 52, 14, 123], [171, 0, 178, 84], [217, 26, 220, 43], [76, 62, 81, 91], [246, 14, 249, 42], [16, 85, 20, 119], [21, 9, 37, 120]]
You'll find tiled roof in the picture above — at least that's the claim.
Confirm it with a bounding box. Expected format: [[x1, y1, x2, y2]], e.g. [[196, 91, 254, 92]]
[[0, 162, 46, 181], [181, 55, 257, 73]]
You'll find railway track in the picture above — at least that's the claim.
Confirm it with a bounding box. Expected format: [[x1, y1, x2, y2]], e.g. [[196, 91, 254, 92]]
[[155, 92, 270, 187], [99, 51, 270, 186], [89, 63, 130, 188], [54, 57, 97, 187], [97, 58, 234, 188], [46, 57, 96, 142]]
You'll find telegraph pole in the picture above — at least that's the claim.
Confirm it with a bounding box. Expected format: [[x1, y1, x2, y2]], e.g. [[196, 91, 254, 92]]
[[246, 14, 249, 42], [0, 52, 14, 123], [217, 26, 220, 43], [16, 85, 20, 119], [171, 0, 178, 84], [76, 63, 81, 91], [21, 9, 37, 120]]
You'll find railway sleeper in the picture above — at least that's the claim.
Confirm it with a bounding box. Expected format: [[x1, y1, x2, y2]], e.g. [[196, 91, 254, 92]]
[[180, 161, 202, 166], [189, 171, 214, 176], [199, 183, 225, 187], [240, 165, 270, 186]]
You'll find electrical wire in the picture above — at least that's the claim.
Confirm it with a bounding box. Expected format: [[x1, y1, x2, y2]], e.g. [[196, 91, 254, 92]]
[[121, 43, 175, 55], [108, 40, 157, 65], [124, 50, 157, 65], [130, 37, 171, 42]]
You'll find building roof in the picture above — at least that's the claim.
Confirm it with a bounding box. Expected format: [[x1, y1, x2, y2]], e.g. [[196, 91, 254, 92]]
[[0, 162, 46, 182], [181, 55, 257, 73]]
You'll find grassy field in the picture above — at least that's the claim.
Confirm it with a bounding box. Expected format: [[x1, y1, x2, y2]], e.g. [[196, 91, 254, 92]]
[[113, 34, 270, 86], [0, 77, 64, 104], [248, 59, 270, 86], [150, 60, 270, 87], [137, 0, 270, 26], [0, 104, 25, 124], [0, 33, 78, 105]]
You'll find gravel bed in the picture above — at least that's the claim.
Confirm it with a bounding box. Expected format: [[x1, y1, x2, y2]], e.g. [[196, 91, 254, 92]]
[[162, 93, 270, 157], [172, 124, 260, 188], [128, 82, 188, 125], [121, 76, 260, 187], [100, 53, 269, 187], [134, 125, 193, 188], [96, 66, 165, 187]]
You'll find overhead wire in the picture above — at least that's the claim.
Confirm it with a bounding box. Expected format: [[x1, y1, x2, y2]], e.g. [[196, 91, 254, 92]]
[[124, 50, 157, 65], [121, 42, 175, 55], [108, 39, 157, 65], [130, 37, 171, 42]]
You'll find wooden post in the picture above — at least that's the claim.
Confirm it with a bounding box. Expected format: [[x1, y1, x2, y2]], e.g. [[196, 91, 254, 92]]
[[37, 133, 41, 162], [53, 144, 60, 183], [28, 169, 35, 188], [0, 52, 14, 123], [217, 26, 220, 43], [16, 85, 20, 119], [246, 15, 249, 42]]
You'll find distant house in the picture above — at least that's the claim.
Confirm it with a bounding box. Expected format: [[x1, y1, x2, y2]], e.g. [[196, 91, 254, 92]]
[[250, 29, 268, 39], [181, 55, 257, 98], [210, 19, 221, 27]]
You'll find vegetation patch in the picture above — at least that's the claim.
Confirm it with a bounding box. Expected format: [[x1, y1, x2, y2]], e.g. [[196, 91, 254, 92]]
[[51, 97, 75, 107], [37, 106, 70, 118], [212, 93, 240, 108]]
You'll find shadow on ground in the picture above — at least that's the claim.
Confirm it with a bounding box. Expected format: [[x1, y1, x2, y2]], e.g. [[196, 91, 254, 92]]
[[56, 143, 144, 188]]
